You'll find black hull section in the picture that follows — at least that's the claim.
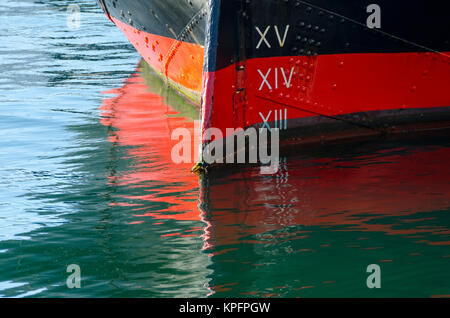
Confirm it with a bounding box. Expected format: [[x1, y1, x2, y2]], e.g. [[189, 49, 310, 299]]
[[211, 0, 450, 70], [98, 0, 207, 45], [98, 1, 450, 71]]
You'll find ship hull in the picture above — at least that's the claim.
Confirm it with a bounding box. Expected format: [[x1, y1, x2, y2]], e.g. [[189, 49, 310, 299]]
[[97, 0, 207, 102], [97, 0, 450, 164]]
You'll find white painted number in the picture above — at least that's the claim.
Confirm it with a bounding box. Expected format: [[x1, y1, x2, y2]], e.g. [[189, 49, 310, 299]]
[[258, 67, 295, 91], [274, 25, 290, 48], [258, 68, 272, 90], [255, 26, 271, 49], [255, 25, 290, 49], [259, 109, 288, 130]]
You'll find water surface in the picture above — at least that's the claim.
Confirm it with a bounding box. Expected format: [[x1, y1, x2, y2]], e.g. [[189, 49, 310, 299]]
[[0, 0, 449, 298]]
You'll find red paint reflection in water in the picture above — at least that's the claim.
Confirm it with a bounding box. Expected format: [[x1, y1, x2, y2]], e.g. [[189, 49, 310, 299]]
[[100, 70, 200, 222], [199, 146, 450, 248], [99, 65, 450, 251]]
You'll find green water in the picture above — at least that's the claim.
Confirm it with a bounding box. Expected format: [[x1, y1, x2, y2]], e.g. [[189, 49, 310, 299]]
[[0, 0, 449, 298]]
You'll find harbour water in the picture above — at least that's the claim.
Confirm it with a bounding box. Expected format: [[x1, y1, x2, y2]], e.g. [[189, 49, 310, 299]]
[[0, 0, 449, 298]]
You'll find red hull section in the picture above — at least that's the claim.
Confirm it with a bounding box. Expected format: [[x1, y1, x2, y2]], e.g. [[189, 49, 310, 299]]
[[203, 52, 450, 139], [97, 0, 450, 168], [112, 17, 204, 103]]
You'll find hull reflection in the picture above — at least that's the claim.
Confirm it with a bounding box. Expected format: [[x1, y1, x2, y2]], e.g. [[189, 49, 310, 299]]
[[99, 59, 450, 297], [99, 60, 200, 222], [198, 140, 450, 297]]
